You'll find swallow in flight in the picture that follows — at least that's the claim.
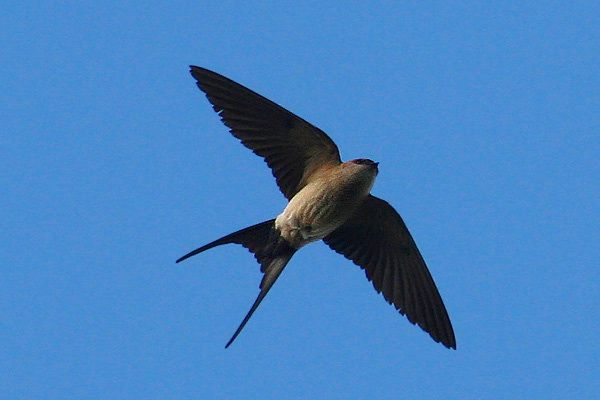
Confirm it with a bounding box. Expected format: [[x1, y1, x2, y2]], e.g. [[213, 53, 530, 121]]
[[177, 66, 456, 349]]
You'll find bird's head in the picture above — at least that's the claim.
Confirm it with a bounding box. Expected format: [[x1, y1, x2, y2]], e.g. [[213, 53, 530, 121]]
[[349, 158, 379, 174], [338, 158, 379, 195]]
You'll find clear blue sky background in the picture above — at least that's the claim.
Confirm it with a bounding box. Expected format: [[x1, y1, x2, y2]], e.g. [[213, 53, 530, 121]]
[[2, 2, 599, 399]]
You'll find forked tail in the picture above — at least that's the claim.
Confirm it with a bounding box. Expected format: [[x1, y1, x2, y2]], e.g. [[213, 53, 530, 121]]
[[176, 219, 296, 347]]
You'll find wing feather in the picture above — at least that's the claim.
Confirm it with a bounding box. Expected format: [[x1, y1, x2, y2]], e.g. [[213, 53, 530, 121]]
[[190, 66, 342, 199], [324, 195, 456, 349]]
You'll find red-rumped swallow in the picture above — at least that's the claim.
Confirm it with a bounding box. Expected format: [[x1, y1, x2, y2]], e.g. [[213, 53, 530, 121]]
[[177, 66, 456, 349]]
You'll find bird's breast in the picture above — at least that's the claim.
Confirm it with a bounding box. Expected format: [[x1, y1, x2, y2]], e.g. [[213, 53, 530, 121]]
[[275, 169, 375, 248]]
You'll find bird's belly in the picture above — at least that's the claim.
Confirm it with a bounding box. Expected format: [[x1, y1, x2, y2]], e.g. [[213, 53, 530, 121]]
[[275, 188, 360, 248]]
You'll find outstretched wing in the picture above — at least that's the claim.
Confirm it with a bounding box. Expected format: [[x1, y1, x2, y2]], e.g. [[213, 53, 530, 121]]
[[190, 66, 342, 200], [324, 195, 456, 349]]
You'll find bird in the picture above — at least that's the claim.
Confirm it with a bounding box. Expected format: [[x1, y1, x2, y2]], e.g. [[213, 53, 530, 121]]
[[177, 66, 456, 350]]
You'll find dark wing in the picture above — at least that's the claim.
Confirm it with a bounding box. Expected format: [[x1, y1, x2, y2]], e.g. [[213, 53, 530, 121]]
[[190, 66, 342, 200], [323, 195, 456, 349]]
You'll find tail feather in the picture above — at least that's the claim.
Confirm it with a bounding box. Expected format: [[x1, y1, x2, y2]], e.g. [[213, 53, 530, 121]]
[[225, 250, 292, 348], [175, 219, 276, 263], [176, 219, 296, 348]]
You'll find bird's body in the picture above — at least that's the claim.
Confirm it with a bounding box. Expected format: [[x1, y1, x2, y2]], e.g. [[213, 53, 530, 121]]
[[275, 160, 377, 248], [178, 66, 456, 349]]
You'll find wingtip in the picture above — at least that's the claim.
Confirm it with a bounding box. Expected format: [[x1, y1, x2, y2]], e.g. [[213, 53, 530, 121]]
[[434, 329, 456, 350], [442, 336, 457, 350], [189, 65, 207, 81]]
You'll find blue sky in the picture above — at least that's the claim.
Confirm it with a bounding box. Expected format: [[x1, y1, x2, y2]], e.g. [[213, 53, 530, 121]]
[[2, 2, 599, 399]]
